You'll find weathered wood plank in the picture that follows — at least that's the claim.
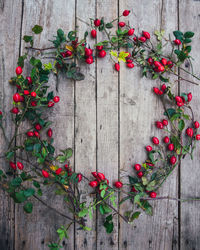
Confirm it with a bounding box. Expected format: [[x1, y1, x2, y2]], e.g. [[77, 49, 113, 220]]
[[14, 1, 76, 249], [96, 0, 119, 249], [119, 1, 179, 249], [75, 0, 97, 249], [0, 0, 22, 249], [179, 1, 200, 249]]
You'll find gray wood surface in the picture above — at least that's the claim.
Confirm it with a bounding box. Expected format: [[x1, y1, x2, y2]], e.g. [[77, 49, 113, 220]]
[[0, 0, 200, 249]]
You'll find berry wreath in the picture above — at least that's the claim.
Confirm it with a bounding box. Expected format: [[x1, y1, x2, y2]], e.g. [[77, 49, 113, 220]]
[[0, 10, 200, 249]]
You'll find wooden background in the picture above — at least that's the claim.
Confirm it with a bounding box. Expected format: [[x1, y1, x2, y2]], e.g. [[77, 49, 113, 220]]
[[0, 0, 200, 249]]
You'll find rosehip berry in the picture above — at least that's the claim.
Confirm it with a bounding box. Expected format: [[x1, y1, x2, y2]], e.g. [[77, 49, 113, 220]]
[[77, 173, 82, 182], [26, 76, 32, 84], [163, 136, 170, 143], [134, 164, 141, 171], [123, 10, 130, 16], [168, 143, 174, 151], [175, 96, 183, 103], [53, 96, 60, 103], [17, 162, 24, 170], [154, 61, 162, 67], [42, 170, 49, 178], [161, 58, 167, 66], [162, 119, 168, 126], [31, 92, 37, 98], [127, 63, 134, 68], [194, 121, 200, 129], [137, 171, 143, 178], [16, 85, 21, 90], [156, 121, 164, 129], [147, 57, 153, 65], [176, 102, 184, 107], [24, 90, 29, 95], [85, 48, 93, 57], [133, 37, 137, 42], [128, 29, 134, 36], [61, 52, 66, 58], [149, 191, 157, 198], [91, 172, 98, 178], [118, 22, 126, 27], [47, 128, 53, 138], [139, 36, 146, 42], [170, 156, 177, 165], [114, 181, 123, 188], [34, 131, 40, 137], [186, 128, 193, 137], [98, 50, 106, 58], [114, 63, 120, 72], [187, 92, 192, 102], [91, 29, 97, 38], [85, 56, 94, 64], [126, 59, 133, 63], [97, 172, 105, 181], [153, 87, 160, 95], [96, 45, 103, 51], [158, 90, 163, 95], [11, 107, 19, 114], [174, 39, 181, 45], [142, 31, 150, 39], [56, 168, 62, 175], [20, 96, 24, 102], [196, 134, 200, 140], [158, 65, 165, 72], [10, 161, 17, 170], [161, 84, 167, 92], [35, 123, 42, 131], [27, 131, 34, 137], [94, 19, 101, 27], [31, 101, 37, 106], [152, 137, 159, 145], [146, 145, 152, 152], [131, 186, 137, 192], [13, 93, 21, 103], [89, 180, 98, 188], [167, 61, 173, 68], [65, 51, 72, 57], [48, 101, 54, 107], [16, 66, 23, 75]]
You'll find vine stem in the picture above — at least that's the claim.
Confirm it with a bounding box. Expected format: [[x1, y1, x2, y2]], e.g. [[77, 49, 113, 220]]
[[142, 196, 200, 202], [25, 46, 55, 51]]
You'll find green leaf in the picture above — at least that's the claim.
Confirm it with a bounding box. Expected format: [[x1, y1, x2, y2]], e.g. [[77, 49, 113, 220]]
[[146, 180, 156, 191], [141, 177, 148, 186], [184, 38, 192, 43], [105, 23, 113, 29], [32, 25, 43, 34], [128, 176, 138, 184], [159, 75, 169, 83], [103, 215, 114, 234], [33, 181, 40, 188], [78, 209, 88, 217], [10, 177, 22, 187], [140, 200, 153, 216], [23, 202, 33, 213], [24, 188, 35, 198], [180, 93, 188, 102], [15, 191, 27, 203], [130, 211, 141, 222], [185, 46, 191, 53], [178, 119, 185, 131], [33, 143, 41, 154], [68, 31, 76, 41], [57, 226, 68, 241], [184, 31, 194, 38], [173, 30, 183, 39], [17, 54, 27, 68], [23, 35, 33, 47], [6, 151, 14, 160], [164, 108, 176, 118]]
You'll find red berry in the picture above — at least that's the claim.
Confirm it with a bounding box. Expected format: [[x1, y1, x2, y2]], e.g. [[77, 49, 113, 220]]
[[187, 92, 192, 102], [35, 123, 42, 131], [98, 50, 106, 58], [114, 63, 120, 72], [137, 171, 143, 178], [158, 65, 165, 72], [139, 36, 146, 42], [170, 156, 177, 165], [11, 107, 19, 114], [162, 119, 168, 126], [96, 45, 103, 51], [10, 161, 17, 170], [16, 84, 21, 90], [64, 164, 69, 170], [42, 170, 49, 178], [128, 29, 134, 36], [194, 121, 199, 129], [23, 90, 29, 95], [174, 39, 181, 45], [175, 96, 183, 103], [126, 59, 133, 63], [34, 131, 40, 137], [85, 56, 94, 64], [118, 22, 126, 27], [31, 92, 37, 98], [85, 48, 93, 57], [48, 101, 54, 107], [31, 101, 37, 107], [53, 96, 60, 103], [176, 102, 184, 107], [147, 57, 153, 65], [134, 164, 141, 171], [56, 168, 62, 175], [26, 76, 32, 84], [196, 134, 200, 140], [146, 145, 152, 152], [142, 31, 150, 39], [161, 84, 167, 92], [65, 51, 72, 57], [17, 162, 24, 170], [149, 191, 157, 198], [168, 143, 174, 151], [27, 131, 34, 137], [97, 172, 105, 181], [186, 128, 193, 138], [158, 90, 163, 95], [20, 96, 24, 102], [153, 87, 160, 95], [94, 19, 101, 27], [91, 172, 98, 178], [61, 52, 66, 58], [163, 136, 170, 143], [131, 186, 137, 192], [89, 180, 98, 188], [156, 121, 164, 129], [91, 29, 97, 38], [133, 37, 137, 42], [152, 137, 159, 145], [167, 61, 173, 68], [127, 63, 134, 68], [47, 128, 53, 138], [77, 173, 82, 182], [114, 181, 123, 188], [13, 93, 21, 103], [16, 66, 23, 75], [123, 10, 130, 16], [154, 61, 162, 67], [161, 58, 167, 66]]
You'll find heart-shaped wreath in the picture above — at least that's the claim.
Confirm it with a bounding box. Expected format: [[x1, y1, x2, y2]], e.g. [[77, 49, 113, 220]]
[[0, 10, 200, 249]]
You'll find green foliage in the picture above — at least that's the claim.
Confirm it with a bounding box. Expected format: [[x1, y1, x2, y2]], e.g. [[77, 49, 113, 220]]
[[103, 214, 114, 233], [32, 25, 43, 34], [23, 202, 33, 213]]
